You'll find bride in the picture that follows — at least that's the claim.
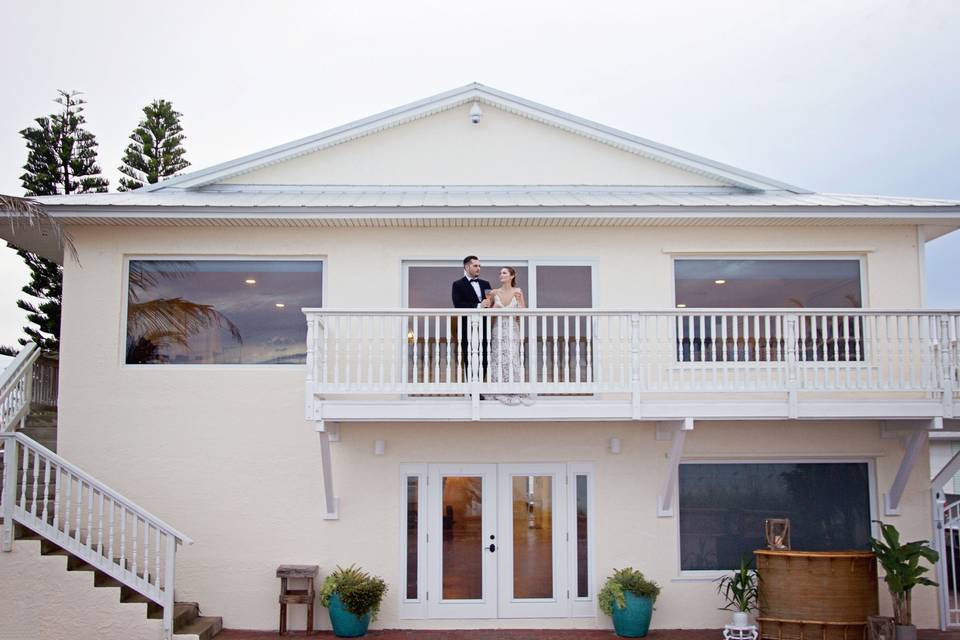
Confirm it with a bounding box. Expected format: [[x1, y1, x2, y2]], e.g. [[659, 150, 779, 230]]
[[486, 267, 535, 406]]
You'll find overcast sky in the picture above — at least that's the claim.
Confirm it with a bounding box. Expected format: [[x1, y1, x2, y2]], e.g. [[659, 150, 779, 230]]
[[0, 0, 958, 349]]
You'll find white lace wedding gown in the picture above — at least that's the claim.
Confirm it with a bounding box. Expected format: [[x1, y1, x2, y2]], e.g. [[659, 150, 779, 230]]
[[490, 296, 535, 406]]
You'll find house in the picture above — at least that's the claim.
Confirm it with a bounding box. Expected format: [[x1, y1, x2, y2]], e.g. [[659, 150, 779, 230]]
[[2, 83, 960, 638]]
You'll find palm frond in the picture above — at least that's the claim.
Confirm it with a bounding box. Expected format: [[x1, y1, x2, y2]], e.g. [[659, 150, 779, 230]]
[[127, 297, 243, 344], [0, 193, 79, 262]]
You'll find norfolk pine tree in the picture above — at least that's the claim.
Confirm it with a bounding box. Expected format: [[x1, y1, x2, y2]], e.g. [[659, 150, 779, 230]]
[[118, 99, 189, 190], [9, 90, 108, 351]]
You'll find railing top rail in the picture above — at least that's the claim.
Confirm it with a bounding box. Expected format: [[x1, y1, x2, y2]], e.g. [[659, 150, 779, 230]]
[[0, 343, 40, 396], [303, 307, 960, 317], [0, 432, 194, 545]]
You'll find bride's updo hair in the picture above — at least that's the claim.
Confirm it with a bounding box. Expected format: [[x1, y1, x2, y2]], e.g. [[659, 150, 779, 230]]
[[503, 266, 518, 288]]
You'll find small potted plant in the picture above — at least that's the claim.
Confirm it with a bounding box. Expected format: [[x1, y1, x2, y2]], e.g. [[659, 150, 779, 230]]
[[319, 565, 388, 638], [868, 521, 939, 640], [599, 567, 662, 637], [715, 555, 758, 628]]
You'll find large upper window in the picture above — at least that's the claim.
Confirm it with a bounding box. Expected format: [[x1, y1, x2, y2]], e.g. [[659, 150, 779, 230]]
[[674, 259, 862, 309], [678, 462, 872, 571], [126, 259, 323, 365]]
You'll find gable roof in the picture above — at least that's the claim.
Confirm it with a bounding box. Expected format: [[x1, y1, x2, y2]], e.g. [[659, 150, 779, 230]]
[[144, 83, 809, 194]]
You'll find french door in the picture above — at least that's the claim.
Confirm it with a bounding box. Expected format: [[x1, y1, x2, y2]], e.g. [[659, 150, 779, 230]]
[[426, 463, 568, 619]]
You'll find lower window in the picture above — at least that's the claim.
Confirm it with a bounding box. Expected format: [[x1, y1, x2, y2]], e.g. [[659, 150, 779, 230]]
[[678, 461, 872, 571]]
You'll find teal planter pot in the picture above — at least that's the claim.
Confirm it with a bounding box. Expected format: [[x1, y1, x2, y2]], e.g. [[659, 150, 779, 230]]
[[611, 592, 654, 638], [327, 593, 371, 638]]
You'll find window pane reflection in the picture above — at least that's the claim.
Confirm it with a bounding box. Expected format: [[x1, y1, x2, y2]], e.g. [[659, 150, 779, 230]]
[[126, 260, 322, 365], [406, 477, 418, 600], [512, 475, 553, 599], [442, 476, 483, 600], [576, 474, 589, 598], [678, 462, 871, 571]]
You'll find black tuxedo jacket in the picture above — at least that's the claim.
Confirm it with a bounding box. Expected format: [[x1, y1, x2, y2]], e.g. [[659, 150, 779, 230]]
[[452, 276, 492, 309]]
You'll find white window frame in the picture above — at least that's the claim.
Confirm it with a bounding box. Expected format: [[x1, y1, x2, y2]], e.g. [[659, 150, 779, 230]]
[[121, 255, 326, 369], [398, 461, 597, 619], [671, 457, 878, 581]]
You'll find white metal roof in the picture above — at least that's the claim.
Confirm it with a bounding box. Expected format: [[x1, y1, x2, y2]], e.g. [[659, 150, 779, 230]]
[[30, 187, 960, 210]]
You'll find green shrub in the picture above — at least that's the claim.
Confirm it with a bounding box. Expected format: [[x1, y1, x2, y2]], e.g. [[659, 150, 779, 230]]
[[598, 567, 661, 615], [319, 565, 388, 620]]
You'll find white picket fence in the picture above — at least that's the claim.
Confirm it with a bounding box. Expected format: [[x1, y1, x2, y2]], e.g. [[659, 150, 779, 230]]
[[305, 309, 959, 409]]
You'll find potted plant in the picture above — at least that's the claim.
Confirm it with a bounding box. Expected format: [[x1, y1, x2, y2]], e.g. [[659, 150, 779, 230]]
[[715, 555, 758, 628], [868, 521, 939, 640], [599, 567, 662, 637], [319, 565, 388, 638]]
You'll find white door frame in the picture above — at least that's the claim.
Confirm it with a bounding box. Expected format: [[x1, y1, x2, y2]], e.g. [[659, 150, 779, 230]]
[[427, 463, 498, 619], [497, 462, 568, 618]]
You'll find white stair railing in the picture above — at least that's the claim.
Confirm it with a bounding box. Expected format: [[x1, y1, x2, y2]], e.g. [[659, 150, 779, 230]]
[[1, 432, 192, 640], [0, 343, 40, 433]]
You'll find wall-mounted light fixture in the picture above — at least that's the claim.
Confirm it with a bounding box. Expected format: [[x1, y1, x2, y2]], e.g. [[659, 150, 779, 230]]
[[469, 102, 483, 125], [609, 437, 621, 454], [374, 439, 386, 456]]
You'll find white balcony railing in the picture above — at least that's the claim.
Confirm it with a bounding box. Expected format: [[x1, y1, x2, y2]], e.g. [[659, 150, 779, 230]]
[[304, 309, 959, 418]]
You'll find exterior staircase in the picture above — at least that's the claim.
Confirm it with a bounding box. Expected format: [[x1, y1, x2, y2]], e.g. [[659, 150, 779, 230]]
[[1, 345, 222, 639]]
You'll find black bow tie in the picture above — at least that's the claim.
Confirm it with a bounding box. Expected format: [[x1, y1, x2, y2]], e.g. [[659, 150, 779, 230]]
[[469, 278, 479, 282]]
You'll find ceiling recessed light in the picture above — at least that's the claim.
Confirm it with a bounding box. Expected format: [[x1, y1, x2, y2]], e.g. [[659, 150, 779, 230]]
[[275, 303, 285, 308], [245, 279, 257, 284], [676, 304, 687, 308], [714, 279, 727, 285]]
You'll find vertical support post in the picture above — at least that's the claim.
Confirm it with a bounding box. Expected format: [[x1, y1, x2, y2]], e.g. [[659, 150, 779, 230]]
[[785, 315, 799, 418], [940, 315, 955, 419], [317, 430, 339, 520], [2, 436, 17, 551], [657, 418, 694, 517], [932, 487, 949, 631], [630, 314, 643, 419], [305, 315, 316, 420], [162, 534, 176, 640]]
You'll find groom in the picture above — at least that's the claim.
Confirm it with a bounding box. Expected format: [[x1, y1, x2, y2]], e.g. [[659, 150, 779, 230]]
[[452, 255, 491, 378]]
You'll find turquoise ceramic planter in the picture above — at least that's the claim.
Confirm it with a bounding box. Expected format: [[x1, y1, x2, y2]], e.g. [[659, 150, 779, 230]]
[[327, 593, 371, 638], [611, 591, 654, 638]]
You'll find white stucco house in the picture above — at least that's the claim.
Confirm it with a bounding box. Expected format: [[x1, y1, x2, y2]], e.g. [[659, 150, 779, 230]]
[[2, 83, 960, 638]]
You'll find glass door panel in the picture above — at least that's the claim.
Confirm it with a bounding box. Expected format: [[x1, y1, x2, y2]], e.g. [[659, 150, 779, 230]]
[[498, 463, 567, 618], [428, 464, 497, 619]]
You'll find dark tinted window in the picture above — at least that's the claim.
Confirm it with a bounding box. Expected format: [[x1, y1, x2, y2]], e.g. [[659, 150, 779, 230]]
[[126, 260, 322, 364], [674, 259, 862, 308], [678, 462, 871, 570]]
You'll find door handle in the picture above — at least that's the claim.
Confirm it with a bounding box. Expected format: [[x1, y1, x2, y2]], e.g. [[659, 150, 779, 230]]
[[486, 543, 496, 553]]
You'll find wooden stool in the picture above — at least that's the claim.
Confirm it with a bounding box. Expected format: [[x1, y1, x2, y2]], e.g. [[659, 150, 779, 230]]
[[277, 564, 319, 634]]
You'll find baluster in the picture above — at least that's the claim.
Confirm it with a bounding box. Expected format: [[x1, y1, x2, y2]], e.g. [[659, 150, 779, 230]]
[[542, 315, 549, 384], [363, 316, 372, 387], [423, 315, 431, 384], [585, 314, 593, 385], [520, 314, 527, 384], [74, 477, 83, 545], [885, 315, 895, 389], [108, 498, 115, 569], [155, 526, 162, 588], [31, 449, 40, 517], [551, 315, 560, 385], [86, 484, 95, 550], [562, 316, 570, 383], [841, 315, 852, 389], [120, 509, 127, 574], [378, 316, 385, 387], [485, 315, 493, 383], [508, 313, 516, 385], [898, 315, 907, 389], [19, 444, 29, 509], [143, 520, 150, 582], [445, 314, 452, 385], [453, 314, 461, 384], [853, 314, 863, 388], [434, 315, 441, 385], [697, 313, 706, 370], [132, 515, 139, 578], [906, 315, 916, 388], [763, 315, 772, 388], [53, 464, 61, 533], [333, 316, 340, 387], [574, 315, 582, 384], [41, 458, 51, 524], [412, 315, 420, 385], [97, 491, 105, 557]]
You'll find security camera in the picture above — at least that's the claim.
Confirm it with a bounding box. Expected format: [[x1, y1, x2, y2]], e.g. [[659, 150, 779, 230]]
[[469, 102, 483, 125]]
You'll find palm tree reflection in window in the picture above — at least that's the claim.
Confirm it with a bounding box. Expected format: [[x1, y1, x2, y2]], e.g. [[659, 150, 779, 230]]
[[126, 261, 242, 364]]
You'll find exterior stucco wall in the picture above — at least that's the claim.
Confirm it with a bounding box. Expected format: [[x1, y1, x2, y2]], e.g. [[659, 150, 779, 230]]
[[220, 104, 727, 186], [51, 223, 936, 629], [0, 539, 165, 640]]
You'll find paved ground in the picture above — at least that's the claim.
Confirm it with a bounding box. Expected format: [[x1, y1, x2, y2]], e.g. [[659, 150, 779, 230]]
[[215, 630, 960, 640]]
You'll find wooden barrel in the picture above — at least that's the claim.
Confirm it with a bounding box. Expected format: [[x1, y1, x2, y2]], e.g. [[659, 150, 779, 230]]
[[755, 550, 878, 640]]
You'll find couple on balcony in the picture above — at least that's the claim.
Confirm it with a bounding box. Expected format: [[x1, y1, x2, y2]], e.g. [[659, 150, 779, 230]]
[[452, 255, 535, 406]]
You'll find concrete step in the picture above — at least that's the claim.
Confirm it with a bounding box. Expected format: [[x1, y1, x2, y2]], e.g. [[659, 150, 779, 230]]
[[173, 614, 223, 640]]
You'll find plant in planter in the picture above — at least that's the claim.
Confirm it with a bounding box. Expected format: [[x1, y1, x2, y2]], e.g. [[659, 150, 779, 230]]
[[868, 521, 939, 640], [599, 567, 662, 638], [715, 555, 758, 628], [319, 565, 388, 638]]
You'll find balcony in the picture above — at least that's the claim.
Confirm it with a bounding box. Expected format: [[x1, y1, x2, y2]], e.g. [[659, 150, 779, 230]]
[[303, 309, 960, 424]]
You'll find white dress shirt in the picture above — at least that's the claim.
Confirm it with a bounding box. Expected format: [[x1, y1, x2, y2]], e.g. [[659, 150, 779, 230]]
[[465, 270, 482, 300]]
